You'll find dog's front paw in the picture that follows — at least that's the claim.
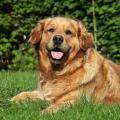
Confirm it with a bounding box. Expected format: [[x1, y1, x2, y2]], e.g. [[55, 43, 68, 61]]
[[11, 92, 27, 103]]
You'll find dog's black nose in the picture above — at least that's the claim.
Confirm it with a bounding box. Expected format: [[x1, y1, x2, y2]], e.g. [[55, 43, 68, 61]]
[[53, 35, 63, 46]]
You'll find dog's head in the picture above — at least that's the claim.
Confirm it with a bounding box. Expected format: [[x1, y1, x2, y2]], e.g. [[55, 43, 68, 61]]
[[29, 17, 93, 71]]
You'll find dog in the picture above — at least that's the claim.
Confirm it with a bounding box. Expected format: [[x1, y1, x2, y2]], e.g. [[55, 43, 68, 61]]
[[11, 17, 120, 113]]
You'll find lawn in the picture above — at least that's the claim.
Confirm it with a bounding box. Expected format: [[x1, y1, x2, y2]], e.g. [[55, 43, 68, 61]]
[[0, 71, 120, 120]]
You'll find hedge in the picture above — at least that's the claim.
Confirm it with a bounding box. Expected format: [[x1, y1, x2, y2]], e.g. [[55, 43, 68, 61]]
[[0, 0, 120, 70]]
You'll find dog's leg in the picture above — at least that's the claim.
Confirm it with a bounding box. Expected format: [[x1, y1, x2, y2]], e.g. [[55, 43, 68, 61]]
[[11, 90, 44, 103], [41, 91, 78, 114]]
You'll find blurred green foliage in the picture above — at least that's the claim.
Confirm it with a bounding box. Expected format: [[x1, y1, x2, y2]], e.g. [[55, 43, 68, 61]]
[[0, 0, 120, 70]]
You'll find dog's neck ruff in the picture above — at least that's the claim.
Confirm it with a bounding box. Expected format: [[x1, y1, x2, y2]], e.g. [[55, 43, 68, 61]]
[[55, 48, 92, 76]]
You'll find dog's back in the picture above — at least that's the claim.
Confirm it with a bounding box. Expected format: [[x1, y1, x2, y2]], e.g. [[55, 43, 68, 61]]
[[92, 52, 120, 104]]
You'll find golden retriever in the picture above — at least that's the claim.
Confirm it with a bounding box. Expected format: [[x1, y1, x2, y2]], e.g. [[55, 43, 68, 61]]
[[11, 17, 120, 113]]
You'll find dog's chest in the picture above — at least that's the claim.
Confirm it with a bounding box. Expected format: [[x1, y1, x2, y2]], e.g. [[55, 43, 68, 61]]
[[40, 77, 74, 101], [41, 81, 62, 101], [41, 82, 55, 101]]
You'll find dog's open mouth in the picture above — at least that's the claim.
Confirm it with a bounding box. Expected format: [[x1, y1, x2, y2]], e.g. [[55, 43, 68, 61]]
[[50, 48, 65, 61], [47, 46, 71, 66], [51, 50, 64, 60]]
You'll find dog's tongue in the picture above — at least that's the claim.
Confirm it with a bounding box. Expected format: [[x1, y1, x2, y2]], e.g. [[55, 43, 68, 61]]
[[51, 51, 64, 59]]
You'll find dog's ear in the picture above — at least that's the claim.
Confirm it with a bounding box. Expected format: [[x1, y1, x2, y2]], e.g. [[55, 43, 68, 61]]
[[78, 22, 93, 50], [80, 32, 93, 50], [29, 20, 45, 45]]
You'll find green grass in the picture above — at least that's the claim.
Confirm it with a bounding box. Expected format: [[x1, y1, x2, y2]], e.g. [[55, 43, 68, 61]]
[[0, 71, 120, 120]]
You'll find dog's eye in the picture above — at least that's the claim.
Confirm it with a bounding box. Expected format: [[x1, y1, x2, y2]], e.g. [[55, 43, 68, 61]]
[[47, 28, 55, 33], [65, 30, 73, 35]]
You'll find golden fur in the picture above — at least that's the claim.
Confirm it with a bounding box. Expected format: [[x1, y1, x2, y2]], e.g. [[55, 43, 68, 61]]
[[12, 17, 120, 113]]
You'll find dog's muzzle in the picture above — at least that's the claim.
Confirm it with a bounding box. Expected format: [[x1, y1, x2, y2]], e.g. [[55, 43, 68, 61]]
[[46, 35, 70, 65], [50, 35, 64, 60]]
